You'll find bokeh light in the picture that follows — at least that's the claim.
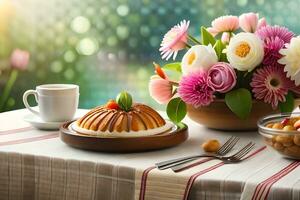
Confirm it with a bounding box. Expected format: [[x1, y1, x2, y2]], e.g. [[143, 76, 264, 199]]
[[71, 16, 91, 34], [76, 37, 98, 55], [1, 0, 300, 112]]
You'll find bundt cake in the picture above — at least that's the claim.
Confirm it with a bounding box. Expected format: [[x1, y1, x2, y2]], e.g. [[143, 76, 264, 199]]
[[71, 92, 173, 137]]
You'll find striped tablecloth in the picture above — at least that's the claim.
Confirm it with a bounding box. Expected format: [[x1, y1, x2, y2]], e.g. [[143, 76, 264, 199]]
[[0, 108, 299, 200]]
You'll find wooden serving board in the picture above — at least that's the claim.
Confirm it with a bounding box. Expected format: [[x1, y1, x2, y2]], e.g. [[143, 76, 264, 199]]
[[60, 120, 188, 153]]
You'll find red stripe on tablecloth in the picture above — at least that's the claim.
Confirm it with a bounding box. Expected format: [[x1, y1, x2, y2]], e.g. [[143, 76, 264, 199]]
[[259, 162, 299, 200], [252, 162, 296, 200], [138, 146, 267, 200], [182, 162, 224, 200], [0, 132, 58, 146], [263, 162, 300, 200], [252, 161, 298, 200], [182, 146, 267, 200], [139, 166, 156, 200], [0, 126, 34, 135], [251, 161, 299, 200]]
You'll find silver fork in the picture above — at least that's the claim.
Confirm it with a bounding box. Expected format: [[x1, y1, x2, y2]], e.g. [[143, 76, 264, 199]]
[[171, 142, 255, 172], [222, 142, 255, 163], [156, 136, 239, 170]]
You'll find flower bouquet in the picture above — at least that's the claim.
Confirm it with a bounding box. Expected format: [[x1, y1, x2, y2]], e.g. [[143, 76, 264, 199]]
[[148, 13, 300, 130]]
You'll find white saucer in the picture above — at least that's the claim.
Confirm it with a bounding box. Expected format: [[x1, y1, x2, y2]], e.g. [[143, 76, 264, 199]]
[[24, 114, 65, 130]]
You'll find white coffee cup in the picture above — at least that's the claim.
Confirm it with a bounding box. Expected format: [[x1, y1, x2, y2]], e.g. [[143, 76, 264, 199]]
[[23, 84, 79, 122]]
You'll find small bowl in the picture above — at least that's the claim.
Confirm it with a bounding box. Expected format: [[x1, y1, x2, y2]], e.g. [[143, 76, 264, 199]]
[[258, 113, 300, 160]]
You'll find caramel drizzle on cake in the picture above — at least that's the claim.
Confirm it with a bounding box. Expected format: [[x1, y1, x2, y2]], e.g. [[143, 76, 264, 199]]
[[76, 103, 166, 132]]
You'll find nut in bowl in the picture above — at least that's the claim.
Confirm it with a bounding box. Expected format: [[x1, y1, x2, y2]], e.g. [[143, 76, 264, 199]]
[[258, 113, 300, 159]]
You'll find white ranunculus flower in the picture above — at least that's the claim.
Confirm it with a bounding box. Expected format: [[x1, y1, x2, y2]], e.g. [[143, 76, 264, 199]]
[[226, 32, 264, 72], [181, 44, 218, 75], [278, 37, 300, 86]]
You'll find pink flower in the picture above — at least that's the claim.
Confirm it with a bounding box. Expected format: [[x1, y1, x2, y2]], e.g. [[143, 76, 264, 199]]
[[239, 12, 258, 33], [207, 27, 219, 37], [178, 71, 214, 107], [256, 25, 294, 43], [208, 62, 236, 93], [256, 25, 294, 67], [263, 37, 284, 66], [257, 17, 267, 30], [10, 49, 30, 70], [149, 75, 173, 104], [159, 20, 189, 60], [221, 32, 230, 43], [250, 65, 293, 109], [211, 15, 239, 33]]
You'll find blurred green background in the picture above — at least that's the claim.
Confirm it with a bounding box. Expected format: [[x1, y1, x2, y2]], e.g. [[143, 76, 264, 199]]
[[0, 0, 299, 112]]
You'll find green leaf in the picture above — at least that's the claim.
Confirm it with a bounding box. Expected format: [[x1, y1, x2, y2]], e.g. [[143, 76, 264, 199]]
[[279, 92, 294, 113], [163, 62, 182, 73], [176, 122, 186, 129], [225, 88, 252, 119], [167, 97, 187, 124], [201, 26, 216, 46], [213, 40, 222, 59], [116, 91, 133, 112], [220, 53, 228, 62], [213, 40, 228, 62]]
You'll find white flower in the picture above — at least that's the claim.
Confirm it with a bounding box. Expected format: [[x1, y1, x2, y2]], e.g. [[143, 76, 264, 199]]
[[181, 44, 218, 75], [226, 32, 264, 71], [278, 37, 300, 86]]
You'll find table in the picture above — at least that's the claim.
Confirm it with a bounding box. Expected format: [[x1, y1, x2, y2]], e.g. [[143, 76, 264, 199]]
[[0, 108, 299, 200]]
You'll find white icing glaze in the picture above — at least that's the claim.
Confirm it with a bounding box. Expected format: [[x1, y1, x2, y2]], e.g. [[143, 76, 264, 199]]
[[70, 120, 174, 138]]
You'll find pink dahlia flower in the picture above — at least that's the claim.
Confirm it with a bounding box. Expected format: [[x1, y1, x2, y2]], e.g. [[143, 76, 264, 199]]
[[178, 71, 214, 107], [256, 25, 294, 67], [208, 62, 236, 93], [250, 65, 293, 109], [159, 20, 190, 60], [256, 25, 294, 43], [263, 37, 284, 66], [149, 75, 173, 104], [10, 49, 30, 70], [211, 15, 239, 33]]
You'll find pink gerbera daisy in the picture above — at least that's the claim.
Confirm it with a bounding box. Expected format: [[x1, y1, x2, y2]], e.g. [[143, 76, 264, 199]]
[[159, 20, 189, 60], [256, 25, 294, 67], [250, 65, 293, 109], [178, 71, 214, 107]]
